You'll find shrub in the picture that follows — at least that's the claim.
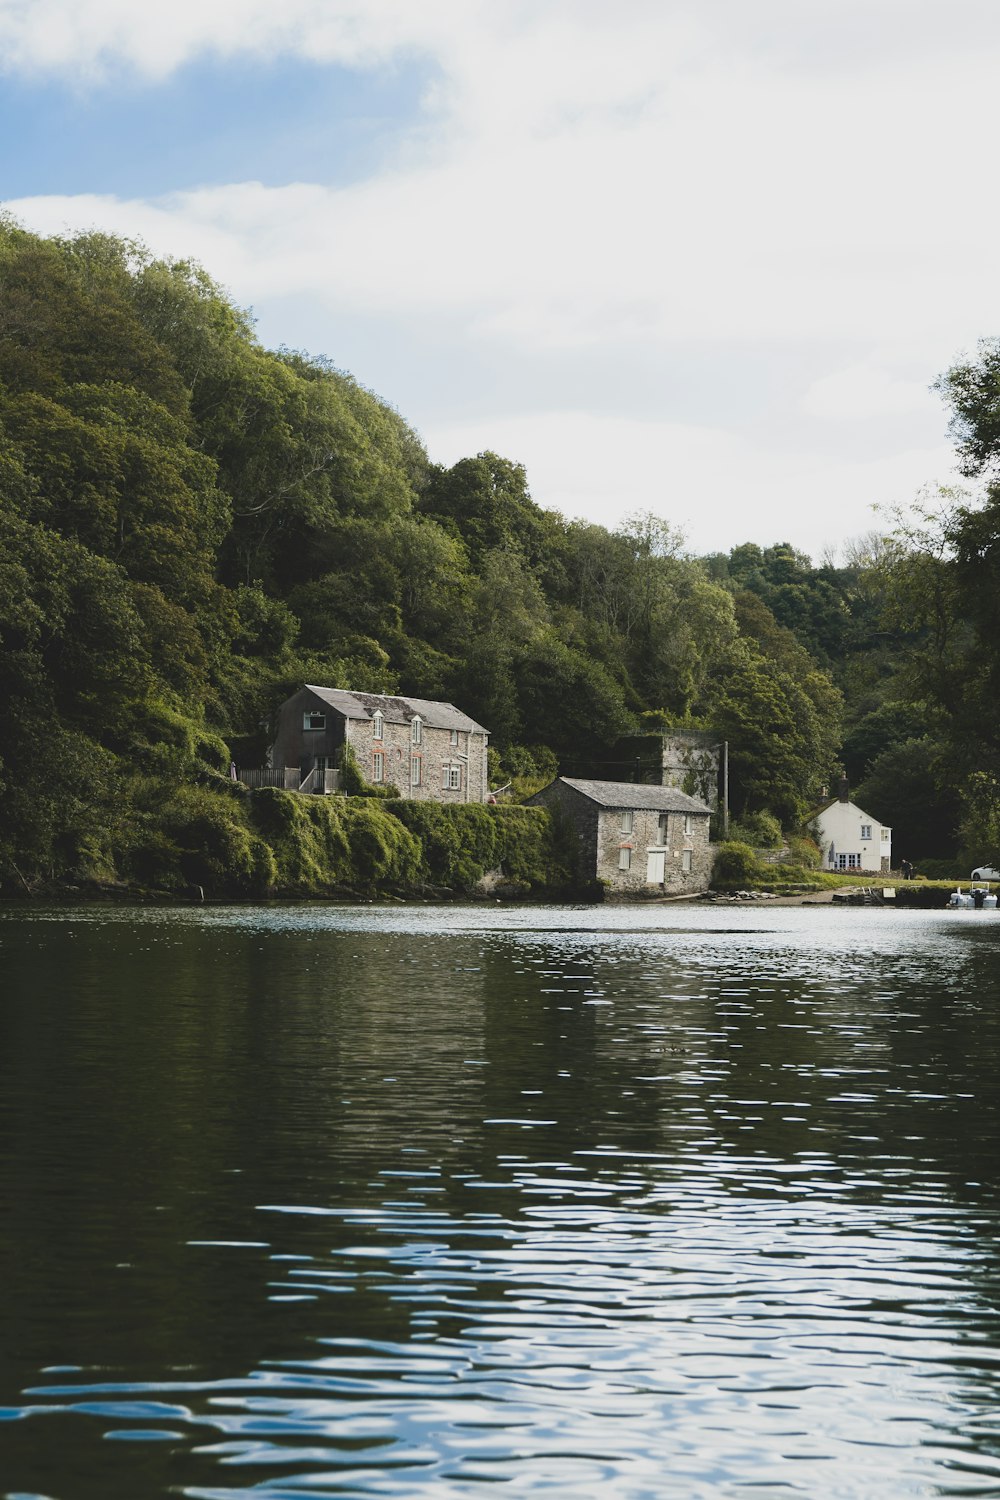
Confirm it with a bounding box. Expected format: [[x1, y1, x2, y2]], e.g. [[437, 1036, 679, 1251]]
[[493, 805, 573, 890], [784, 835, 821, 869], [729, 810, 783, 848], [711, 840, 762, 887], [386, 800, 499, 887], [162, 786, 276, 894]]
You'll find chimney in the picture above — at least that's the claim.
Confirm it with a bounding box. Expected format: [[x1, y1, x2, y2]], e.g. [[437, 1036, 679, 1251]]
[[838, 776, 850, 803]]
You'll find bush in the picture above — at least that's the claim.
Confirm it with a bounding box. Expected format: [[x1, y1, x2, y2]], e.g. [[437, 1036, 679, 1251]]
[[386, 800, 499, 887], [712, 840, 762, 887], [729, 810, 783, 848], [784, 835, 821, 869], [493, 805, 573, 890], [161, 786, 276, 894]]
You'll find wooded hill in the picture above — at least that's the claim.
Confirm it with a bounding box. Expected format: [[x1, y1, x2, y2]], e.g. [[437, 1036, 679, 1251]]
[[1, 218, 997, 892]]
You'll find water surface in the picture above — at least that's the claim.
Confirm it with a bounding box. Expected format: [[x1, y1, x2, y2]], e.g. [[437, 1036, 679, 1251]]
[[2, 901, 1000, 1498]]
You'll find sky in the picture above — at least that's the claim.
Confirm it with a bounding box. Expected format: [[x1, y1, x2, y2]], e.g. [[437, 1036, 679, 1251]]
[[2, 0, 998, 561]]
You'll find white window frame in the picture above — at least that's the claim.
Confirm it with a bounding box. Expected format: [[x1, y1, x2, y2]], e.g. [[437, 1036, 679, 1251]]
[[411, 717, 423, 746], [860, 823, 872, 840], [657, 814, 668, 846], [410, 754, 421, 787], [373, 751, 384, 783], [683, 813, 693, 836], [450, 728, 459, 747], [620, 809, 634, 834], [373, 712, 384, 741], [682, 848, 693, 873], [618, 846, 632, 871], [303, 711, 326, 731]]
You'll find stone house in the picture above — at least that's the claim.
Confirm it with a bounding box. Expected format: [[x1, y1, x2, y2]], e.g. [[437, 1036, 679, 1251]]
[[529, 776, 713, 894], [269, 686, 490, 802], [810, 781, 891, 873]]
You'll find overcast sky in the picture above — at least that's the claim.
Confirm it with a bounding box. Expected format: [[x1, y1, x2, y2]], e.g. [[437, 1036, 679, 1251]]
[[3, 0, 996, 560]]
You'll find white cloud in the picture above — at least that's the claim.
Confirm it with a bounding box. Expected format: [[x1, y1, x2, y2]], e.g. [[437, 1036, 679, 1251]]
[[4, 1, 996, 552], [0, 0, 462, 80], [800, 364, 939, 422], [424, 409, 961, 560]]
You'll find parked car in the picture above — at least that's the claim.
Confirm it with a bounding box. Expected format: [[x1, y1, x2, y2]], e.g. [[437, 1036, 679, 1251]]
[[971, 865, 1000, 881]]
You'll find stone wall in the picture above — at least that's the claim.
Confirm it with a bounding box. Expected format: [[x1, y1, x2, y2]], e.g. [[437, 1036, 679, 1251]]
[[660, 732, 721, 812], [530, 782, 713, 894], [348, 716, 489, 803], [596, 806, 713, 894]]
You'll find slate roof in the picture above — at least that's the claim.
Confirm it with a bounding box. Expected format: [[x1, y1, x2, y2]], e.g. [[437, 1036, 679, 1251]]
[[555, 777, 711, 814], [304, 686, 489, 735]]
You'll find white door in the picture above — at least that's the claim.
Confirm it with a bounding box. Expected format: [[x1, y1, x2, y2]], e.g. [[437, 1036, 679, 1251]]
[[646, 849, 666, 884]]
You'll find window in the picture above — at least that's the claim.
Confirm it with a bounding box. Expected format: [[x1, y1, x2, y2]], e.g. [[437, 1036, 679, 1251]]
[[410, 755, 421, 786], [441, 765, 461, 790], [837, 853, 861, 870], [373, 712, 384, 740], [411, 717, 423, 746], [450, 729, 459, 747], [657, 814, 668, 845], [860, 823, 872, 840], [618, 847, 632, 871], [682, 849, 692, 872], [303, 712, 326, 731], [683, 814, 693, 836], [373, 751, 384, 783], [620, 810, 634, 834]]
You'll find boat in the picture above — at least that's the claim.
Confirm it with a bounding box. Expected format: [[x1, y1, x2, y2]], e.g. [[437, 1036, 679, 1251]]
[[948, 884, 999, 910]]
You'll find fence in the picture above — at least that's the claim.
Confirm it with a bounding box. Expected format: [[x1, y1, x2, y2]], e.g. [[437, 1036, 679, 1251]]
[[236, 767, 301, 791], [236, 767, 340, 794]]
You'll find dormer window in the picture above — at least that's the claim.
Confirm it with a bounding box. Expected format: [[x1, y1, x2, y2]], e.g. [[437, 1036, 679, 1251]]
[[303, 712, 326, 731], [373, 711, 384, 741], [411, 716, 423, 746]]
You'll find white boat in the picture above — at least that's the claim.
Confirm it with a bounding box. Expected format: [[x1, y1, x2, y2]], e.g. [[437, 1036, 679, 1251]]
[[949, 884, 999, 910]]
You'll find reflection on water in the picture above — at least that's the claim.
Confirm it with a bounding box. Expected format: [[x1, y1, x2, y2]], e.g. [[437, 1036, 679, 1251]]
[[2, 902, 1000, 1497]]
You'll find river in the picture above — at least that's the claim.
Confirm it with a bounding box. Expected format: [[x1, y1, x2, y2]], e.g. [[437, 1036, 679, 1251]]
[[2, 901, 1000, 1498]]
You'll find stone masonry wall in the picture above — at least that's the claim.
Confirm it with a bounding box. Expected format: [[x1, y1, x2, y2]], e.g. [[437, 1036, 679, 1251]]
[[348, 717, 489, 803], [596, 807, 713, 894]]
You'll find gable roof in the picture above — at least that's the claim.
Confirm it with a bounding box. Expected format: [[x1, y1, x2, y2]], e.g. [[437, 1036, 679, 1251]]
[[554, 777, 711, 814], [304, 686, 488, 735], [811, 797, 890, 830]]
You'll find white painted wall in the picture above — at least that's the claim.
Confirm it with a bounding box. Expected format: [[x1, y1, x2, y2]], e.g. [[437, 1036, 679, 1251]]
[[812, 799, 892, 873]]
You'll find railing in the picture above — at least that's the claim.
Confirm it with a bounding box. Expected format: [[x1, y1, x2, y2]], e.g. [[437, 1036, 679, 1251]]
[[237, 768, 301, 791], [236, 766, 340, 794]]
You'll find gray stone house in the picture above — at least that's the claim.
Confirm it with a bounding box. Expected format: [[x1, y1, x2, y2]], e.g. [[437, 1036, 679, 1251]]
[[529, 777, 713, 894], [268, 686, 490, 802]]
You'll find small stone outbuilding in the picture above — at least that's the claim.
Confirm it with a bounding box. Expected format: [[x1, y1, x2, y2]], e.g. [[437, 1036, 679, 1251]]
[[529, 777, 713, 894]]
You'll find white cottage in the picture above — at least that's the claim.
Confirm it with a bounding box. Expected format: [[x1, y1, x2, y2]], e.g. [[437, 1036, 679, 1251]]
[[811, 782, 891, 874]]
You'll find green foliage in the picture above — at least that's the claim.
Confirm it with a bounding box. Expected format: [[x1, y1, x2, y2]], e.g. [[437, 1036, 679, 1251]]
[[7, 215, 965, 897], [385, 800, 499, 888], [784, 835, 821, 870], [159, 786, 276, 894], [711, 841, 762, 887], [855, 737, 962, 862], [729, 810, 783, 847], [493, 805, 574, 890]]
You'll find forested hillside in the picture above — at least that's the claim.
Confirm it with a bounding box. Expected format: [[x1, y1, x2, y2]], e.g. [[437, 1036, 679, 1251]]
[[0, 219, 996, 891]]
